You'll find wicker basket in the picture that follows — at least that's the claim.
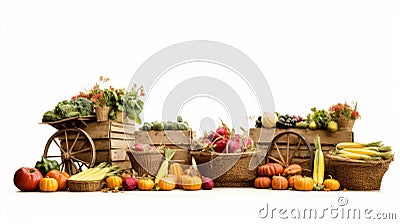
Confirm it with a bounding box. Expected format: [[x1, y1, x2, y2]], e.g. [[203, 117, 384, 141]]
[[327, 154, 394, 190], [190, 151, 265, 187], [126, 150, 164, 177], [67, 180, 105, 192]]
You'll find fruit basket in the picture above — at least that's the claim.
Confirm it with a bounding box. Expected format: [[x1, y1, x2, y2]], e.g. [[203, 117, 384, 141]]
[[190, 151, 265, 187], [67, 179, 105, 192], [327, 154, 394, 190]]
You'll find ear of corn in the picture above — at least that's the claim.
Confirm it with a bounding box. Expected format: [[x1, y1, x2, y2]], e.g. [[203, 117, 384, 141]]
[[313, 135, 325, 190], [68, 163, 119, 181], [336, 141, 384, 150], [155, 148, 175, 184]]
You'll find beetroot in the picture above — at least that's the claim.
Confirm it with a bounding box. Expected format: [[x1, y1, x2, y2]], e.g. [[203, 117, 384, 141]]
[[216, 127, 229, 138], [202, 177, 214, 190], [214, 138, 228, 153], [228, 139, 241, 153], [122, 177, 138, 191], [134, 143, 144, 152], [207, 132, 217, 142]]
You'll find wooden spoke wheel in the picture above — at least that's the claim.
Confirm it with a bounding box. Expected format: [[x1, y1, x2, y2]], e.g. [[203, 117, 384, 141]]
[[266, 131, 314, 176], [43, 128, 96, 175]]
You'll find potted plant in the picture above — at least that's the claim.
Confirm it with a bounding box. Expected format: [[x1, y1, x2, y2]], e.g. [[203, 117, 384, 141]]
[[328, 102, 361, 130]]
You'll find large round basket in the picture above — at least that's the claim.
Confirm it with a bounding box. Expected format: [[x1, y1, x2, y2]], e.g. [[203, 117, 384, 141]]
[[67, 180, 104, 192], [190, 151, 265, 187], [327, 154, 394, 190], [126, 150, 164, 177]]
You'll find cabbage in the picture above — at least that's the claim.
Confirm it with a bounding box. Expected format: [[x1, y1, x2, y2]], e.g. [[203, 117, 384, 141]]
[[261, 112, 278, 128]]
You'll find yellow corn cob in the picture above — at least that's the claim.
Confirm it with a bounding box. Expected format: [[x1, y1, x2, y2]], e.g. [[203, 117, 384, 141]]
[[155, 148, 175, 184], [337, 150, 372, 160], [336, 142, 365, 150], [313, 135, 325, 190], [341, 147, 380, 156]]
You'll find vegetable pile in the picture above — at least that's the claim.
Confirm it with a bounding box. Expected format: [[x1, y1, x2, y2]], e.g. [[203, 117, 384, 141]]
[[140, 116, 190, 131], [42, 98, 94, 122]]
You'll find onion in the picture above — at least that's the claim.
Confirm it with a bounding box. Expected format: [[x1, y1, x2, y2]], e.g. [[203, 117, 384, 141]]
[[202, 177, 214, 190], [122, 177, 138, 191]]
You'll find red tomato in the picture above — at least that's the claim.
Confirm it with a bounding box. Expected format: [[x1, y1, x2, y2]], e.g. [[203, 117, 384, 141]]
[[14, 167, 43, 191]]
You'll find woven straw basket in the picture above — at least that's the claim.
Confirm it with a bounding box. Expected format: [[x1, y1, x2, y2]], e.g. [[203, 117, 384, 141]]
[[190, 151, 265, 187], [67, 180, 105, 192], [327, 154, 394, 190], [126, 150, 164, 177]]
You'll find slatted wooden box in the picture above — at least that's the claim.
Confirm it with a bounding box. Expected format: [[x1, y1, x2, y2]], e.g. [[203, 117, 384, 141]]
[[74, 120, 135, 169], [249, 128, 354, 177], [134, 130, 194, 165]]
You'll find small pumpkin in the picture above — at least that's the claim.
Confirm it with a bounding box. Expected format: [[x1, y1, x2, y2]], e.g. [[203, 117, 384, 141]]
[[294, 176, 314, 191], [158, 174, 176, 191], [258, 163, 284, 177], [169, 162, 183, 188], [271, 175, 288, 190], [323, 175, 340, 191], [181, 175, 202, 191], [45, 170, 70, 191], [138, 176, 155, 191], [282, 164, 302, 177], [288, 174, 302, 189], [254, 177, 271, 189], [183, 166, 201, 178], [39, 176, 58, 192], [106, 175, 123, 189]]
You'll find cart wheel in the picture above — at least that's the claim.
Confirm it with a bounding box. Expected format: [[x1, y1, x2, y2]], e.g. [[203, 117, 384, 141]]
[[43, 128, 96, 175], [266, 131, 314, 176]]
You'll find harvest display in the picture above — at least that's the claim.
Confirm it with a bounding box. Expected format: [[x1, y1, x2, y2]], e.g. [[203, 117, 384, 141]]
[[13, 76, 395, 192]]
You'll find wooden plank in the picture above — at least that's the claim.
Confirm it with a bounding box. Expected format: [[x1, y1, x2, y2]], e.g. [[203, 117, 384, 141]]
[[81, 121, 111, 139], [110, 132, 135, 140], [111, 139, 129, 149], [75, 150, 110, 163], [134, 130, 193, 145], [110, 149, 129, 161], [250, 128, 353, 145], [111, 160, 131, 170], [111, 121, 135, 134]]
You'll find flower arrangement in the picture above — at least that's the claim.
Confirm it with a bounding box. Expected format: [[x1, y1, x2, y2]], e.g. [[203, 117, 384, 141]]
[[328, 102, 360, 120], [72, 76, 145, 123]]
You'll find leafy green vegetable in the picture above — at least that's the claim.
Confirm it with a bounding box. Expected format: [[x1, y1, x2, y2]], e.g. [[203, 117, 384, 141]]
[[42, 98, 94, 122], [306, 107, 331, 129]]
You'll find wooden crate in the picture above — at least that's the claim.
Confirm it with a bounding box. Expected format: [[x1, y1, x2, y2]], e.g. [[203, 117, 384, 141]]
[[249, 128, 354, 178], [61, 120, 135, 170], [134, 130, 194, 165]]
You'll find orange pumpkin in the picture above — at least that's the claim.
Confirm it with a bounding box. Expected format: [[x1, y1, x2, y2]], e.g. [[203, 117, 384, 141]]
[[294, 176, 314, 191], [169, 163, 183, 188], [288, 174, 302, 189], [323, 175, 340, 191], [282, 164, 302, 177], [254, 177, 271, 189], [138, 176, 155, 191], [258, 163, 284, 177], [45, 170, 70, 191], [39, 177, 58, 192], [271, 175, 288, 190], [158, 174, 176, 191], [106, 176, 123, 189], [181, 175, 202, 191]]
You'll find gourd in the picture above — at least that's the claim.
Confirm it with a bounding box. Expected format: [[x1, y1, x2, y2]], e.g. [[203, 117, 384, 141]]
[[288, 174, 302, 189], [271, 175, 288, 190], [181, 175, 202, 191], [258, 163, 284, 177], [105, 175, 123, 189], [45, 170, 70, 191], [254, 177, 271, 189], [323, 175, 340, 191], [169, 162, 183, 188], [294, 176, 314, 191], [158, 174, 176, 191], [39, 177, 58, 192], [282, 164, 302, 177], [138, 176, 155, 191]]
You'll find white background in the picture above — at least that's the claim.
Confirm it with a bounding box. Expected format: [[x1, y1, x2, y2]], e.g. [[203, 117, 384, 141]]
[[0, 1, 399, 224]]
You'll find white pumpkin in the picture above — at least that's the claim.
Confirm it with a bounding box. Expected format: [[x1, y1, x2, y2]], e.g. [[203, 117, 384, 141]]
[[261, 112, 278, 128]]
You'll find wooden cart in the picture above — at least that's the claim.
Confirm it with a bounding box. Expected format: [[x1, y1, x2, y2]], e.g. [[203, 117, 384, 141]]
[[41, 115, 135, 175]]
